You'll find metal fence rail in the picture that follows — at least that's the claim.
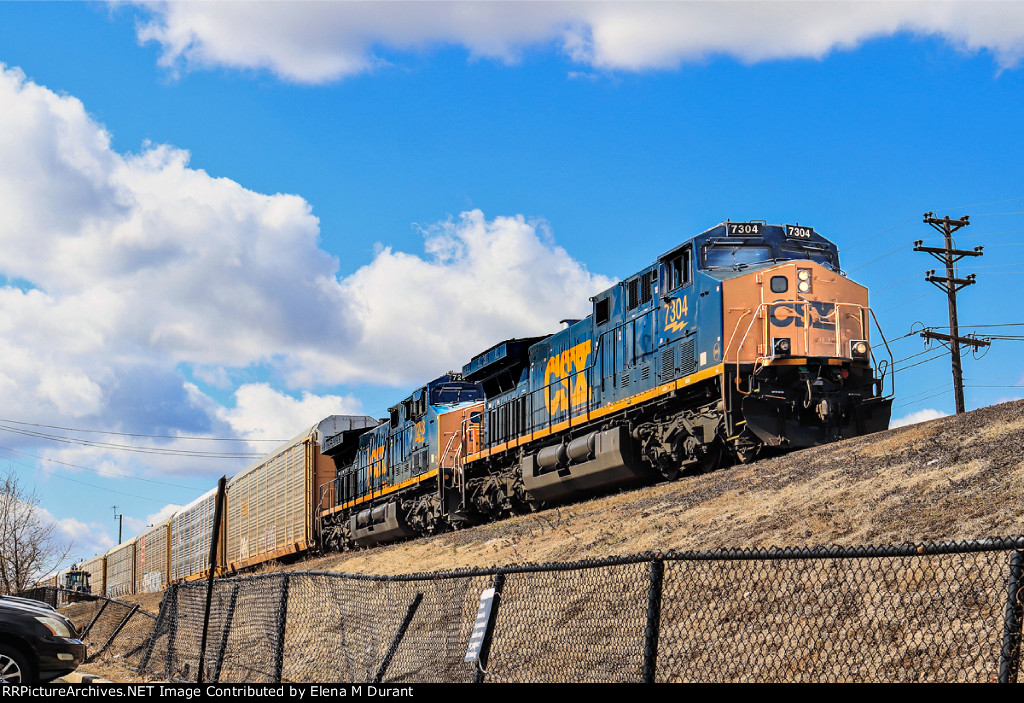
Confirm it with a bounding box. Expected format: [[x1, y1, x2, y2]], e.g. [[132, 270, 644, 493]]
[[123, 536, 1024, 684]]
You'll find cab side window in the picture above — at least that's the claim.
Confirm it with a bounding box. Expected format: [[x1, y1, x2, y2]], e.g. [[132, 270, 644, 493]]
[[666, 248, 692, 291]]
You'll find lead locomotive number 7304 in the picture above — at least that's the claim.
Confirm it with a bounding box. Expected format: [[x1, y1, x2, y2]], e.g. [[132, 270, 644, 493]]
[[319, 220, 894, 548]]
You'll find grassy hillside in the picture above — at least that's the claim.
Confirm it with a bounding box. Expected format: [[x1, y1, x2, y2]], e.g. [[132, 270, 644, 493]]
[[300, 399, 1024, 577]]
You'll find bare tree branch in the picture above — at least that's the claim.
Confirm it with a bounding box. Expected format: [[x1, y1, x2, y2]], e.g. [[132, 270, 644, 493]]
[[0, 471, 73, 594]]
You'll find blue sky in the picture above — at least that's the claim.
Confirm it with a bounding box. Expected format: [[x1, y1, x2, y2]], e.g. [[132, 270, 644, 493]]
[[1, 1, 1022, 570]]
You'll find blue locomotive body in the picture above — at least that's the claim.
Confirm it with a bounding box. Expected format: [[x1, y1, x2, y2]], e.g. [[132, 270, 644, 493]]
[[319, 221, 891, 547], [328, 373, 483, 546]]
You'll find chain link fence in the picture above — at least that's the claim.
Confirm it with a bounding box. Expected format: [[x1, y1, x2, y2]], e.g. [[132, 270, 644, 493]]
[[118, 536, 1022, 684]]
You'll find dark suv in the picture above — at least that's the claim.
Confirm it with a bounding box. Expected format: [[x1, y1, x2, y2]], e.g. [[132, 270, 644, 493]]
[[0, 596, 86, 683]]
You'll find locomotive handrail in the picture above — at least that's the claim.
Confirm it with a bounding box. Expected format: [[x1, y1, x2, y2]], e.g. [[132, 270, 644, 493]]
[[728, 306, 760, 394], [729, 299, 891, 400], [315, 479, 336, 545], [440, 431, 459, 470], [867, 306, 895, 399]]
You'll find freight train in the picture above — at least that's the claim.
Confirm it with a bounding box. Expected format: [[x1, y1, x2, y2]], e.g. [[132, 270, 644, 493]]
[[65, 221, 893, 597]]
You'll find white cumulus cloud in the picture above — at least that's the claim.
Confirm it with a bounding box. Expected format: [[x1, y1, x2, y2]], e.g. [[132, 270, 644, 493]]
[[216, 383, 365, 446], [0, 64, 610, 477], [130, 1, 1024, 83], [890, 407, 949, 428], [327, 210, 614, 386]]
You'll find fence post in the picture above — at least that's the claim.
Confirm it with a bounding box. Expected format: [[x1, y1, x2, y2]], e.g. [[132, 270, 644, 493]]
[[164, 586, 179, 679], [999, 550, 1023, 683], [372, 592, 423, 683], [81, 599, 110, 639], [89, 605, 139, 662], [138, 586, 174, 673], [473, 572, 506, 684], [212, 583, 240, 684], [642, 558, 665, 683], [197, 476, 227, 684], [272, 575, 291, 683]]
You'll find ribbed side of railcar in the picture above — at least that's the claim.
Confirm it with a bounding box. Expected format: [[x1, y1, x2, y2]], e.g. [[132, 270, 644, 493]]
[[135, 520, 170, 593], [226, 416, 376, 571], [105, 539, 136, 597], [226, 437, 307, 571], [80, 555, 105, 596], [171, 487, 223, 581]]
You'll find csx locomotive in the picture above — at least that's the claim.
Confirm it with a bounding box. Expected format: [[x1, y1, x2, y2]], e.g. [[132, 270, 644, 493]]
[[318, 220, 893, 548], [71, 221, 893, 596]]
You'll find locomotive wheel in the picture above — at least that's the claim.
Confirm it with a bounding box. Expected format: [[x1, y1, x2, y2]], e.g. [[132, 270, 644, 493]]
[[659, 464, 680, 481], [689, 440, 723, 475]]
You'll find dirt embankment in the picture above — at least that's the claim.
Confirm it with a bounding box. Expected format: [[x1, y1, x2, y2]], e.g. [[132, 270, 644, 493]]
[[106, 400, 1024, 590], [83, 399, 1024, 683], [299, 399, 1024, 577]]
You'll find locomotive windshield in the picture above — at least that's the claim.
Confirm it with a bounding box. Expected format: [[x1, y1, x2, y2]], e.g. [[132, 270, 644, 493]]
[[703, 243, 775, 268], [779, 243, 839, 270], [702, 236, 840, 271], [430, 383, 482, 405]]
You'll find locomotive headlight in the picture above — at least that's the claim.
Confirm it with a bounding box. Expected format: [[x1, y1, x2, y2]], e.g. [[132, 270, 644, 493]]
[[772, 337, 791, 356], [850, 340, 869, 359], [796, 269, 812, 293]]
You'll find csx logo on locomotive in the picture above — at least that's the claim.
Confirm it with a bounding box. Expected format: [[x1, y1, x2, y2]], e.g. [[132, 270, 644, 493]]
[[769, 301, 836, 329], [544, 340, 591, 414]]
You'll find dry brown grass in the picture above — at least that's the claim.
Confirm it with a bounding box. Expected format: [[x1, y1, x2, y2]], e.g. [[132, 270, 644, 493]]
[[296, 401, 1024, 577]]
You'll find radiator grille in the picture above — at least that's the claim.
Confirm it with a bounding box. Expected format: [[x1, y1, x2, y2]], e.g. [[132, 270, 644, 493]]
[[681, 338, 696, 374], [660, 346, 676, 381]]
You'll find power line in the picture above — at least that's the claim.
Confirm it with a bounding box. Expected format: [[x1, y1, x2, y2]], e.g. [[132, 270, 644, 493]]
[[893, 348, 940, 365], [872, 271, 927, 296], [919, 323, 1024, 329], [0, 424, 264, 459], [965, 384, 1024, 388], [0, 417, 286, 443], [894, 389, 950, 409], [0, 445, 199, 491], [846, 241, 913, 274], [3, 454, 185, 504], [896, 383, 950, 403], [839, 217, 917, 253], [893, 352, 947, 373], [937, 195, 1024, 211], [877, 292, 929, 314]]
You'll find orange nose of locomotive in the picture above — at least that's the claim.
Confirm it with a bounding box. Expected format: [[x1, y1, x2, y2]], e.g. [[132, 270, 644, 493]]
[[723, 261, 872, 365], [722, 261, 890, 448]]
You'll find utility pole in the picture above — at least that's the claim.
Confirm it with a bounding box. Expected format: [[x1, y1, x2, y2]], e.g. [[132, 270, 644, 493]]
[[112, 506, 123, 544], [913, 212, 990, 414]]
